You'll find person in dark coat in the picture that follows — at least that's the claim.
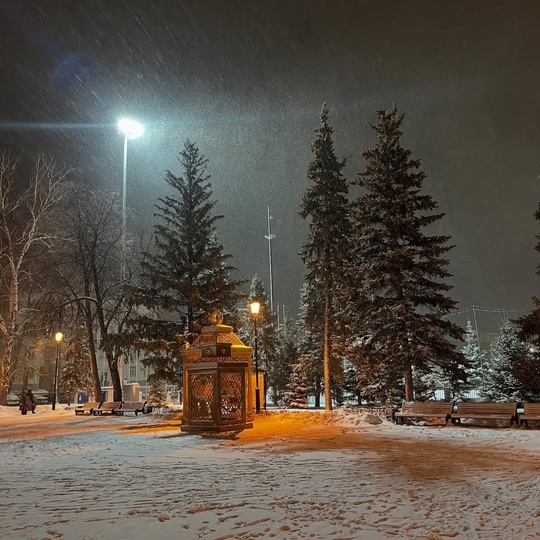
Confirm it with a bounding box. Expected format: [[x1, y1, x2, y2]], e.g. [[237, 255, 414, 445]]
[[20, 389, 36, 415]]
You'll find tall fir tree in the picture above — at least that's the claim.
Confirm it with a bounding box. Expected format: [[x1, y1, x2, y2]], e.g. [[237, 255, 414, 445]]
[[516, 198, 540, 400], [481, 321, 525, 401], [128, 140, 243, 385], [300, 104, 350, 410], [344, 105, 465, 402]]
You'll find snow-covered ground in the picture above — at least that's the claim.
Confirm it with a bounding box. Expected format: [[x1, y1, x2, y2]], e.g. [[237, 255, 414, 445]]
[[0, 406, 539, 540]]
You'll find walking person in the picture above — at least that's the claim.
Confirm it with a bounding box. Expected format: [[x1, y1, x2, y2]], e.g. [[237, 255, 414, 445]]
[[26, 389, 37, 414], [19, 389, 36, 415]]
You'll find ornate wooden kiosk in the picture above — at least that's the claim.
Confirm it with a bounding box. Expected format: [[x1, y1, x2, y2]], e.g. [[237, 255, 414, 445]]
[[181, 315, 254, 433]]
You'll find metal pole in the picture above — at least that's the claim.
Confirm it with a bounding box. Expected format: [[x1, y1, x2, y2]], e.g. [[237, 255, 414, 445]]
[[265, 206, 275, 312], [52, 343, 60, 411], [472, 304, 484, 384], [121, 134, 128, 280], [254, 316, 260, 414]]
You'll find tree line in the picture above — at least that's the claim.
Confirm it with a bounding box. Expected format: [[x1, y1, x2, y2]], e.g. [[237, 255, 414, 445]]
[[1, 104, 540, 408]]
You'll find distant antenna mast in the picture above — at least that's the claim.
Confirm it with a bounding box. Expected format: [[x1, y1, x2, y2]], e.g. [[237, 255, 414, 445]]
[[265, 205, 276, 312]]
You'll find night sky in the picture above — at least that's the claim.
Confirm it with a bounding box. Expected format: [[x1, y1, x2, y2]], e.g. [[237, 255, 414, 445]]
[[2, 0, 540, 333]]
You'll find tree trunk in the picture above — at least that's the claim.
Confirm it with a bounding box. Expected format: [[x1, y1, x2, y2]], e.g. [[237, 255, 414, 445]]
[[0, 278, 18, 406], [314, 376, 321, 408], [107, 352, 123, 402], [0, 355, 9, 405], [404, 363, 414, 402], [83, 300, 103, 401], [323, 287, 332, 411]]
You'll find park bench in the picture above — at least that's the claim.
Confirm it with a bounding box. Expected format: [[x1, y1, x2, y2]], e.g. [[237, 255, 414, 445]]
[[451, 402, 518, 426], [114, 401, 147, 416], [518, 403, 540, 426], [93, 401, 122, 415], [395, 402, 454, 425], [74, 401, 102, 415]]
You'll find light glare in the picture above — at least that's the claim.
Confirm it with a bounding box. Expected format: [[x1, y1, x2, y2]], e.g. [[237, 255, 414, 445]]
[[117, 117, 145, 139], [250, 301, 261, 317]]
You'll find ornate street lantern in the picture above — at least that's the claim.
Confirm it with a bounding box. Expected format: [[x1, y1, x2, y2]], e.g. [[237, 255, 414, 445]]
[[181, 312, 254, 433]]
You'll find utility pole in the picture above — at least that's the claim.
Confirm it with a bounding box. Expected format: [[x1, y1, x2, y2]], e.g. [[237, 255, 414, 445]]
[[264, 206, 276, 312]]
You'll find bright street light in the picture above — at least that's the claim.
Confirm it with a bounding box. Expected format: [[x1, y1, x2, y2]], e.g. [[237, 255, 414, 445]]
[[249, 300, 261, 414], [117, 118, 145, 140], [52, 331, 64, 411], [117, 117, 144, 278]]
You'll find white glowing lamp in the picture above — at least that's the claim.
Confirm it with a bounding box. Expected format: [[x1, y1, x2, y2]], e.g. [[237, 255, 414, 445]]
[[117, 117, 145, 140]]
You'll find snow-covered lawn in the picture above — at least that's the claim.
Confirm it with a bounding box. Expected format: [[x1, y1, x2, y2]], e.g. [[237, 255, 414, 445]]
[[0, 406, 539, 540]]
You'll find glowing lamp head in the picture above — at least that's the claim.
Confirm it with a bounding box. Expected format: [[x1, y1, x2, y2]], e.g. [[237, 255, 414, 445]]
[[54, 331, 64, 343], [250, 300, 261, 318], [117, 118, 145, 140]]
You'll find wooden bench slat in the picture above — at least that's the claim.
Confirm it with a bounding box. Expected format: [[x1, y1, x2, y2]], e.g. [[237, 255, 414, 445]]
[[114, 401, 147, 416], [74, 402, 102, 415], [395, 402, 454, 425], [95, 401, 122, 415], [451, 402, 518, 426], [519, 403, 540, 425]]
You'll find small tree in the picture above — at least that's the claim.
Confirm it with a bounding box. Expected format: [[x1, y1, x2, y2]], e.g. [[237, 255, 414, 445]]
[[147, 376, 167, 407], [283, 360, 310, 409], [435, 320, 483, 399], [481, 321, 525, 401], [268, 316, 298, 405], [59, 331, 93, 404]]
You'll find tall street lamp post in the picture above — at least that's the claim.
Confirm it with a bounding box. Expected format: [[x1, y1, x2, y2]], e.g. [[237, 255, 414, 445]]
[[250, 300, 261, 414], [117, 117, 144, 279], [52, 331, 64, 411]]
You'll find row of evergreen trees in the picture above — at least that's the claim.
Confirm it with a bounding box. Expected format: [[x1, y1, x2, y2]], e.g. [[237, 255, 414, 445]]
[[298, 104, 465, 408], [120, 104, 540, 408]]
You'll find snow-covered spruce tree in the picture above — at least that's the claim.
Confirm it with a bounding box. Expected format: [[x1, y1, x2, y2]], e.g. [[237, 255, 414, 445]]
[[481, 321, 525, 401], [299, 105, 350, 411], [59, 331, 93, 404], [237, 276, 299, 405], [128, 140, 243, 385], [239, 275, 278, 368], [461, 319, 486, 389], [435, 320, 484, 400], [147, 376, 167, 407], [270, 313, 298, 405], [297, 281, 323, 407], [342, 361, 361, 405], [283, 360, 310, 409], [345, 106, 465, 402]]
